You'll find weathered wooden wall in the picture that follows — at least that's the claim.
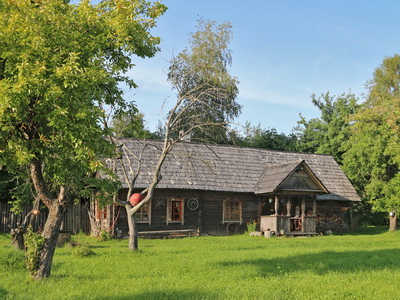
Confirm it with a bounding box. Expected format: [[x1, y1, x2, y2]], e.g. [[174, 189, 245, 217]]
[[200, 191, 260, 235], [117, 189, 203, 235], [0, 202, 90, 234], [259, 215, 291, 234], [116, 189, 261, 236], [302, 216, 317, 232]]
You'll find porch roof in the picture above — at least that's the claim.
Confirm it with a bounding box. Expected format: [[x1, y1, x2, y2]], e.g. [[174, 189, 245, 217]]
[[254, 160, 329, 195]]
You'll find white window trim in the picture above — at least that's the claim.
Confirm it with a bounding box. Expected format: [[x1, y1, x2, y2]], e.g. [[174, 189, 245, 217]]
[[166, 198, 185, 225], [223, 200, 242, 224], [136, 200, 151, 225]]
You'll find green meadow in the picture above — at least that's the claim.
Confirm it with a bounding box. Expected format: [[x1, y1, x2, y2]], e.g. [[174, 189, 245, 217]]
[[1, 228, 400, 300]]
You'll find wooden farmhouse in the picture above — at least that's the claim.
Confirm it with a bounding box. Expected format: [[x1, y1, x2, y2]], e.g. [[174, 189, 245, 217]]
[[103, 138, 360, 237]]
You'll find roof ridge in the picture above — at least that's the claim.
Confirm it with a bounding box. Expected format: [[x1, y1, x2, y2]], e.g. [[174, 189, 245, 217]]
[[115, 137, 334, 158]]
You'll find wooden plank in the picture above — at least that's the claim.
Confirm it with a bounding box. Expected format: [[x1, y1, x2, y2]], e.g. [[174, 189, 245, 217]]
[[139, 229, 196, 234], [0, 202, 91, 234], [284, 231, 319, 236]]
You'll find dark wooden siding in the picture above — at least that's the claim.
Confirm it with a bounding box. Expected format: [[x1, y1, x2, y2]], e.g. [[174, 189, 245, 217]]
[[116, 189, 261, 236], [202, 192, 261, 235], [0, 202, 90, 234], [116, 189, 202, 235]]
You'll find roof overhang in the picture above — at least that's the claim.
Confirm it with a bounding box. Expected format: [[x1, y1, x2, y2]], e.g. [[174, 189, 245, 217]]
[[254, 160, 329, 195]]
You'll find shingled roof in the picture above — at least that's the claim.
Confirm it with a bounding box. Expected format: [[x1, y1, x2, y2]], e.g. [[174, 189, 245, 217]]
[[115, 138, 360, 202], [254, 160, 329, 194]]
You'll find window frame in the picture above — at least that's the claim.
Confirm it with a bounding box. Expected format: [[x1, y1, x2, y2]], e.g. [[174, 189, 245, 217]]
[[136, 200, 151, 224], [223, 200, 242, 224], [167, 198, 185, 225]]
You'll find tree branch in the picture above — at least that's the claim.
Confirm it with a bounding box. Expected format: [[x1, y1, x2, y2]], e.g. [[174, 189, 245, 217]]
[[30, 159, 53, 207]]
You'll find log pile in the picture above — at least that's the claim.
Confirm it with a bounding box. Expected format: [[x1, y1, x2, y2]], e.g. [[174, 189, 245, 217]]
[[316, 212, 347, 232]]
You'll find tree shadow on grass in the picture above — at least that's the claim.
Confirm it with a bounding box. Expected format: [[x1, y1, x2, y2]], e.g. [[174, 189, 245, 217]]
[[0, 286, 9, 299], [218, 248, 400, 276], [101, 289, 218, 300], [332, 226, 389, 236]]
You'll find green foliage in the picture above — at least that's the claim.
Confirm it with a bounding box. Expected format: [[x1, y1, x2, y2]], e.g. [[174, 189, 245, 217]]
[[245, 219, 257, 235], [0, 0, 167, 199], [294, 92, 359, 163], [1, 248, 25, 270], [111, 112, 157, 139], [0, 168, 34, 214], [98, 230, 111, 242], [232, 122, 297, 151], [343, 54, 400, 213], [71, 243, 95, 257], [23, 226, 45, 275], [0, 168, 13, 202], [167, 19, 241, 144]]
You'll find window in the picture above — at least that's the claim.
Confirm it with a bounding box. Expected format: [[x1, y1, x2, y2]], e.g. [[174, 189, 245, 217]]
[[167, 198, 184, 224], [136, 201, 151, 224], [223, 200, 242, 224]]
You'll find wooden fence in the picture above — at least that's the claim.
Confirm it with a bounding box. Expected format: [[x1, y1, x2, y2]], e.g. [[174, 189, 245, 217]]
[[0, 202, 91, 234]]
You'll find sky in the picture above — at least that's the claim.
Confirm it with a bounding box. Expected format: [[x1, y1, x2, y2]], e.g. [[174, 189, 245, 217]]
[[124, 0, 400, 134]]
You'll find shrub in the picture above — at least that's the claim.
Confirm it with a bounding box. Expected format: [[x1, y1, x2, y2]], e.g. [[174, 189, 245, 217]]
[[245, 220, 257, 235], [24, 226, 45, 275], [98, 230, 111, 242], [71, 244, 95, 257]]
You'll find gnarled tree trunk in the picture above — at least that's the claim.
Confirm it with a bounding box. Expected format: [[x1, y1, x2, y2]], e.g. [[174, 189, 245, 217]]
[[33, 202, 66, 279], [30, 159, 69, 279]]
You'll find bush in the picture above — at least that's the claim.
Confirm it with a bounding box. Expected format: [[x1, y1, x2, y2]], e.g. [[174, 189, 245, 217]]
[[24, 226, 45, 275], [98, 230, 111, 242], [71, 244, 95, 257], [245, 220, 257, 235]]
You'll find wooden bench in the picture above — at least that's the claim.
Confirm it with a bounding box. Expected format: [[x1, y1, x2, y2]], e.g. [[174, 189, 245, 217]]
[[283, 231, 320, 237], [138, 229, 198, 238]]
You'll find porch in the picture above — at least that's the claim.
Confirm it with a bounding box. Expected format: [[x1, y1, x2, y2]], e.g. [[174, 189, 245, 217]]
[[259, 196, 319, 236], [255, 160, 329, 236]]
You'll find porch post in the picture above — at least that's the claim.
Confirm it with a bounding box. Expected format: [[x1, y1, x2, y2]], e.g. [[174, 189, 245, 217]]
[[312, 197, 317, 216], [301, 198, 306, 217], [301, 198, 306, 232], [286, 198, 291, 217], [274, 196, 279, 215]]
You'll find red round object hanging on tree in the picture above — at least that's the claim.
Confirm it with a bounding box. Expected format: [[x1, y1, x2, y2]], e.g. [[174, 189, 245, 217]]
[[129, 193, 144, 206]]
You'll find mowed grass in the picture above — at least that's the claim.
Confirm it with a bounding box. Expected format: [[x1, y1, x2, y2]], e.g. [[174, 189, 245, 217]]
[[1, 228, 400, 299]]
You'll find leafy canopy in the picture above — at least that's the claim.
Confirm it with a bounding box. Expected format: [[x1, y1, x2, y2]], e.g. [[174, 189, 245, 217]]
[[111, 112, 157, 139], [0, 0, 166, 199], [232, 122, 297, 151], [342, 54, 400, 212], [167, 19, 241, 143], [294, 92, 359, 163]]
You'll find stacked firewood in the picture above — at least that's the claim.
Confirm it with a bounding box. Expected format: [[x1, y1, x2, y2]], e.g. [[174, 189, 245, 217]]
[[316, 212, 347, 232]]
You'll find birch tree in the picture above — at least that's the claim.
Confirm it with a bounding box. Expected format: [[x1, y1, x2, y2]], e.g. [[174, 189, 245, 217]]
[[111, 20, 241, 250], [167, 19, 241, 143]]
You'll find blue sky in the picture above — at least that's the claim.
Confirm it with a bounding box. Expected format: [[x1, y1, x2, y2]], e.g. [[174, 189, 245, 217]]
[[125, 0, 400, 134]]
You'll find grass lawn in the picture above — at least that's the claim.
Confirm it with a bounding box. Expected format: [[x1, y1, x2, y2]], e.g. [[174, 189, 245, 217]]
[[1, 228, 400, 299]]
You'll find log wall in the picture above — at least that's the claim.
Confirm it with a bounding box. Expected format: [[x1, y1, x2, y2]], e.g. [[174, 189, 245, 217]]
[[116, 189, 262, 236]]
